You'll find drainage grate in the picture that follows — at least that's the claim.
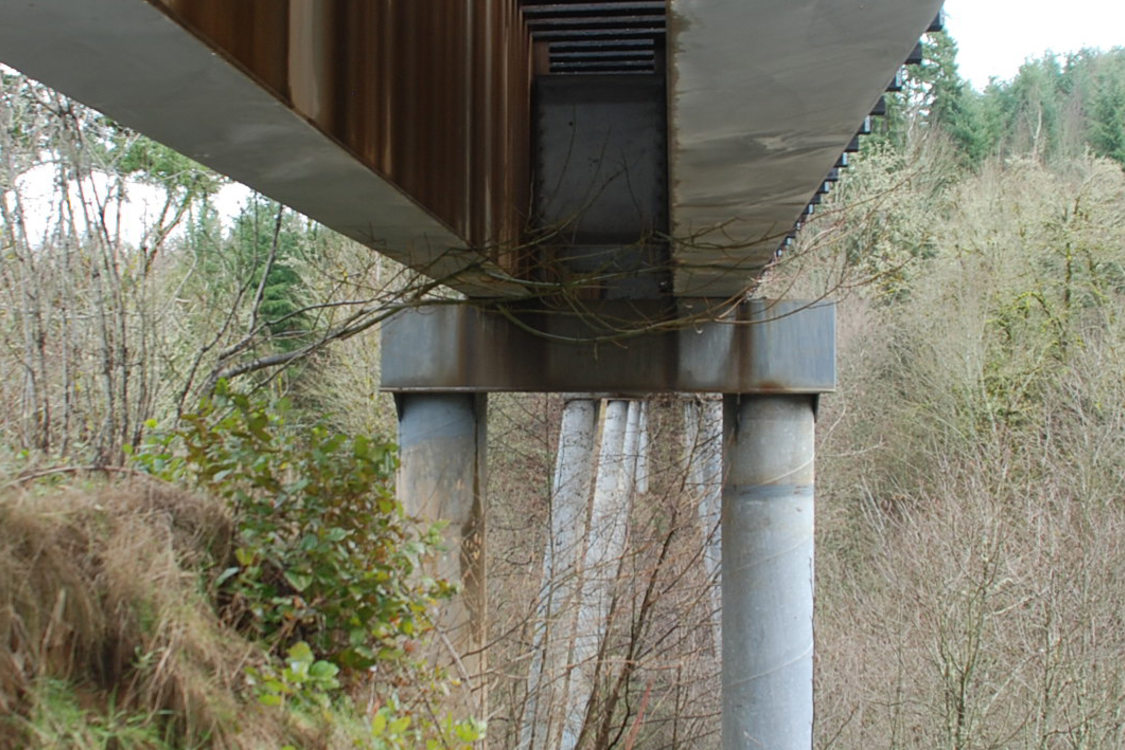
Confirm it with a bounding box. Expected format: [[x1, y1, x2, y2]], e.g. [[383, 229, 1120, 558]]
[[522, 1, 666, 75]]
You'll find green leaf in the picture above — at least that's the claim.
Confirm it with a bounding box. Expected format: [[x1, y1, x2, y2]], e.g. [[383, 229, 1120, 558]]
[[284, 570, 313, 592], [309, 660, 339, 680], [455, 720, 485, 741], [286, 641, 314, 665]]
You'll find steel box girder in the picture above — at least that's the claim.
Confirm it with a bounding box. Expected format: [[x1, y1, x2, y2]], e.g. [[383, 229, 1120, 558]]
[[668, 0, 945, 297], [0, 0, 531, 298], [0, 0, 941, 302]]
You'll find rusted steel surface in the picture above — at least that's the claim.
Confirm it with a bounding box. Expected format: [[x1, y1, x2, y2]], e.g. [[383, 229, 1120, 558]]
[[150, 0, 290, 94], [0, 0, 530, 296], [154, 0, 532, 273], [531, 74, 669, 298]]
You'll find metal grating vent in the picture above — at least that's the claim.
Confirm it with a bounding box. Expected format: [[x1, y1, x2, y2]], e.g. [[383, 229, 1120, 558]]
[[522, 1, 666, 75]]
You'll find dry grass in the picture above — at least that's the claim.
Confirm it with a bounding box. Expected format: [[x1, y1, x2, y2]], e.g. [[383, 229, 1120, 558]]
[[0, 478, 304, 748]]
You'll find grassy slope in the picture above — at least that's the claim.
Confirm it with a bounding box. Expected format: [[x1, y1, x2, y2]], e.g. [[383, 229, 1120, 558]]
[[0, 479, 328, 749]]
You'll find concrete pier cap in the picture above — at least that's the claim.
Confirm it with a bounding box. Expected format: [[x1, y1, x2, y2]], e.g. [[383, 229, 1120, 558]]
[[380, 298, 836, 396]]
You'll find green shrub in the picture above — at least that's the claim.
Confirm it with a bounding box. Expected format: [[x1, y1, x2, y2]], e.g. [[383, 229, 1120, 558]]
[[134, 382, 453, 669], [132, 383, 486, 746]]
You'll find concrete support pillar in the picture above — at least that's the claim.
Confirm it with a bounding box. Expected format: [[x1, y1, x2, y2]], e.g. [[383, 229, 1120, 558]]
[[383, 298, 834, 746], [561, 398, 633, 747], [522, 397, 599, 750], [396, 393, 488, 704], [721, 395, 816, 750], [635, 401, 650, 495], [684, 396, 724, 648]]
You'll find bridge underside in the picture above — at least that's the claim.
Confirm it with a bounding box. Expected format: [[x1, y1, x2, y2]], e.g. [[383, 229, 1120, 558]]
[[668, 0, 941, 296], [0, 3, 942, 747], [0, 0, 942, 303]]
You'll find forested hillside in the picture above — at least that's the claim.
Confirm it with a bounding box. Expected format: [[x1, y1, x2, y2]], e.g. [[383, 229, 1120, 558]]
[[2, 36, 1125, 748], [874, 33, 1125, 167], [767, 35, 1125, 748]]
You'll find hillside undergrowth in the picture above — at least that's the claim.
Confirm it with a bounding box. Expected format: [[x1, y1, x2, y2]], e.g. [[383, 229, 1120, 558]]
[[774, 146, 1125, 748], [0, 389, 483, 749]]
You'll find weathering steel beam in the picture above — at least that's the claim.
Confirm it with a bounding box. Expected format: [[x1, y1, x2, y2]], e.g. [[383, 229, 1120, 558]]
[[526, 15, 664, 28], [0, 0, 943, 303], [0, 0, 533, 298], [531, 27, 665, 40], [521, 2, 666, 16], [550, 37, 655, 48], [552, 49, 653, 59], [552, 62, 656, 73]]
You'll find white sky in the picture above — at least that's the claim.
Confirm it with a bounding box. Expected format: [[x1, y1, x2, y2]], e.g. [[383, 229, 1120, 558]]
[[4, 162, 250, 247], [942, 0, 1125, 90]]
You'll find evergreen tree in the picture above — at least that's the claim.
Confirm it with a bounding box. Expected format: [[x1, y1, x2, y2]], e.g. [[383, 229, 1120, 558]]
[[229, 195, 313, 351], [869, 39, 1125, 170], [1085, 49, 1125, 164]]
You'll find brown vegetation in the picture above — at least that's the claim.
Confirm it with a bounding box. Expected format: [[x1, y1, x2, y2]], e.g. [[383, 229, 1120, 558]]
[[0, 479, 257, 747], [799, 150, 1125, 748], [0, 476, 405, 749]]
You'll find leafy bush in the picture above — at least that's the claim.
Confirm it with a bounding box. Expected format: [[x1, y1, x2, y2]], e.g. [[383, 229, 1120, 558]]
[[132, 383, 486, 747], [0, 391, 481, 748], [135, 382, 453, 669]]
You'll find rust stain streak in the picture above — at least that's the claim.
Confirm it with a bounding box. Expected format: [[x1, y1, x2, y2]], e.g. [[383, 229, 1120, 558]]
[[152, 0, 532, 275]]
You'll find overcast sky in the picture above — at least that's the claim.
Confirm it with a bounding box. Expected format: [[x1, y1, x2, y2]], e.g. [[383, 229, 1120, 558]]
[[942, 0, 1125, 90]]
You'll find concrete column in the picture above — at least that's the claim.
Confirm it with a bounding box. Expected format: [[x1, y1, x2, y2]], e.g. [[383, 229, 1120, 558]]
[[684, 396, 724, 649], [721, 394, 816, 750], [635, 401, 650, 495], [522, 397, 599, 750], [561, 398, 632, 748], [396, 393, 487, 702]]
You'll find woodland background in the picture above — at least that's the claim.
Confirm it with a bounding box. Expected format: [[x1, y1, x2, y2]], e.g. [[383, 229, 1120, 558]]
[[1, 31, 1125, 748]]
